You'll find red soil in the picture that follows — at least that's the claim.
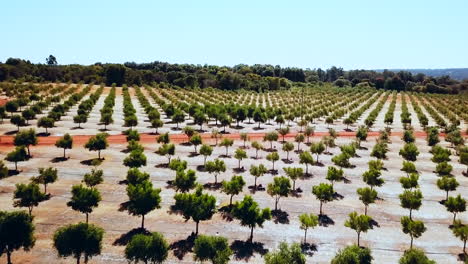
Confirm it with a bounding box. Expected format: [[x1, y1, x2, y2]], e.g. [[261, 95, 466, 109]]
[[0, 131, 445, 147]]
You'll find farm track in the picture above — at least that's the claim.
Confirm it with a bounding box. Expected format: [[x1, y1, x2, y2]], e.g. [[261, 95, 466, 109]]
[[0, 130, 456, 147]]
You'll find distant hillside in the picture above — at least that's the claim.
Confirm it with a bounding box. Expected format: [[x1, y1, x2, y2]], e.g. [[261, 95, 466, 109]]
[[376, 68, 468, 80]]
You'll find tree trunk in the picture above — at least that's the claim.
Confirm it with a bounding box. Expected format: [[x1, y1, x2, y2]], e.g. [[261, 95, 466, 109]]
[[63, 148, 66, 158], [238, 159, 241, 169], [409, 209, 412, 220], [141, 214, 145, 229], [254, 177, 257, 191], [286, 151, 289, 160], [86, 213, 89, 224], [29, 206, 33, 216], [204, 156, 207, 167], [225, 147, 228, 156], [304, 229, 307, 244], [27, 145, 31, 157], [463, 239, 466, 254], [364, 205, 368, 216], [6, 250, 11, 264], [275, 197, 279, 211], [453, 213, 457, 223], [410, 236, 413, 249], [293, 181, 295, 191], [195, 221, 199, 235], [215, 175, 218, 184], [256, 150, 259, 159], [45, 127, 48, 134], [98, 150, 101, 160], [250, 226, 254, 242], [76, 255, 80, 264], [230, 194, 234, 206], [357, 232, 360, 247], [446, 191, 449, 201], [305, 164, 308, 175], [15, 161, 18, 171], [44, 184, 47, 194], [320, 201, 323, 215]]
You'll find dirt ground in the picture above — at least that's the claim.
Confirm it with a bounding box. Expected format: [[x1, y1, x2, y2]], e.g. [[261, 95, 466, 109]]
[[0, 86, 467, 264]]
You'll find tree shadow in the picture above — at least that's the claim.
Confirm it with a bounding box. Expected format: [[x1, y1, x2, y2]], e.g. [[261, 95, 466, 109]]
[[301, 242, 318, 256], [369, 218, 380, 228], [291, 188, 303, 198], [180, 142, 192, 146], [5, 130, 18, 135], [2, 170, 20, 178], [51, 157, 69, 163], [196, 165, 205, 172], [219, 154, 232, 158], [113, 228, 150, 246], [272, 209, 290, 224], [248, 184, 265, 193], [171, 127, 182, 131], [203, 182, 222, 190], [457, 253, 466, 262], [300, 173, 313, 180], [80, 158, 103, 166], [188, 152, 199, 157], [233, 167, 245, 173], [170, 233, 197, 260], [230, 240, 268, 261], [218, 205, 234, 222], [281, 159, 294, 164], [252, 127, 265, 131], [318, 214, 335, 227], [313, 162, 325, 167], [71, 126, 84, 130], [36, 132, 50, 137], [343, 177, 352, 184], [333, 192, 344, 200], [268, 169, 278, 175], [155, 163, 169, 168]]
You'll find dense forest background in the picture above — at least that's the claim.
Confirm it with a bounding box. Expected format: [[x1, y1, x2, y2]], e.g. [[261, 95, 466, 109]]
[[1, 57, 467, 94]]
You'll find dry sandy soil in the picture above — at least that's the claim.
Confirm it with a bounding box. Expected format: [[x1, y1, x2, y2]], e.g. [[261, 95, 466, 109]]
[[0, 86, 467, 264]]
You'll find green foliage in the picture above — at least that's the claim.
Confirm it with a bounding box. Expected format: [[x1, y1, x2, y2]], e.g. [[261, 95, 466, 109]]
[[222, 175, 246, 205], [299, 213, 318, 243], [264, 242, 306, 264], [193, 235, 232, 264], [362, 169, 385, 190], [399, 143, 420, 161], [401, 216, 426, 248], [436, 176, 458, 200], [0, 210, 36, 263], [13, 128, 37, 156], [326, 166, 344, 187], [32, 167, 58, 193], [400, 173, 419, 189], [126, 168, 150, 185], [190, 133, 203, 152], [13, 182, 46, 216], [173, 186, 216, 234], [174, 169, 197, 192], [267, 176, 291, 210], [444, 195, 466, 223], [399, 248, 436, 264], [299, 151, 314, 174], [312, 183, 334, 215], [125, 232, 169, 264], [232, 195, 271, 242], [84, 133, 108, 159], [205, 159, 226, 184], [399, 190, 423, 218], [266, 151, 280, 170], [5, 146, 28, 171], [55, 133, 73, 158], [53, 222, 104, 264], [331, 244, 372, 264], [125, 180, 162, 228], [67, 184, 101, 223], [83, 169, 103, 187], [357, 187, 377, 215], [344, 211, 373, 246], [123, 150, 147, 168]]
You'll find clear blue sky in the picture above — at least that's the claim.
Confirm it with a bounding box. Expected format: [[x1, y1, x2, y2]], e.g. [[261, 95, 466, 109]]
[[1, 0, 467, 69]]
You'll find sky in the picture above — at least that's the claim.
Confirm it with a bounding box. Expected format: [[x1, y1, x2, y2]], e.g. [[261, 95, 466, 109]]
[[1, 0, 467, 70]]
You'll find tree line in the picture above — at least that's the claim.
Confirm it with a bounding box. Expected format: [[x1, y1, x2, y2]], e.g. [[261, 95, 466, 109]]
[[1, 57, 467, 93]]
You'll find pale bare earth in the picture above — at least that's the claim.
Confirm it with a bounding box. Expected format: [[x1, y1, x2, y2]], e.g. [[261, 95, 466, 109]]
[[0, 86, 467, 264]]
